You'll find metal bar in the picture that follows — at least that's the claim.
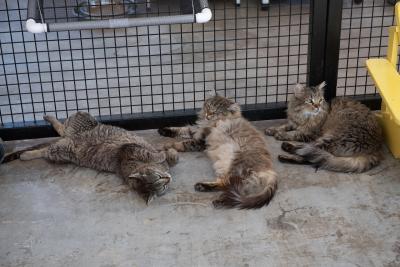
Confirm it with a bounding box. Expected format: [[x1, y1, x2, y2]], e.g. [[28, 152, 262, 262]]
[[0, 95, 383, 141], [194, 0, 209, 13], [48, 14, 195, 32], [0, 102, 288, 141], [27, 1, 211, 33], [27, 0, 38, 19], [323, 0, 343, 101], [307, 0, 329, 87]]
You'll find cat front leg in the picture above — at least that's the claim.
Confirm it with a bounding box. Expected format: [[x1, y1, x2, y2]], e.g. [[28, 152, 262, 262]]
[[164, 148, 179, 167], [265, 122, 295, 136], [274, 127, 315, 142], [164, 138, 206, 152], [44, 115, 65, 136], [158, 126, 195, 139], [194, 177, 228, 192]]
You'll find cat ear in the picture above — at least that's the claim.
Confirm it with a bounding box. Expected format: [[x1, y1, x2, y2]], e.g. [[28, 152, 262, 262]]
[[228, 103, 241, 114], [317, 81, 327, 93], [293, 84, 306, 98], [206, 89, 218, 98]]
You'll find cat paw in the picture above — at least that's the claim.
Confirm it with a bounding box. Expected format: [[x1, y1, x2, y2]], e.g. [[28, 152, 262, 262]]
[[20, 151, 34, 161], [212, 199, 225, 209], [278, 154, 295, 163], [158, 127, 175, 137], [274, 132, 288, 141], [194, 183, 210, 192], [162, 141, 175, 150], [264, 127, 277, 136], [281, 141, 296, 153], [165, 148, 179, 166], [43, 115, 55, 123]]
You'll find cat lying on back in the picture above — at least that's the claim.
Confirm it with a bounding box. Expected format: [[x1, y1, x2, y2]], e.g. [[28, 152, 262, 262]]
[[159, 95, 277, 209], [265, 82, 383, 173], [4, 112, 178, 203]]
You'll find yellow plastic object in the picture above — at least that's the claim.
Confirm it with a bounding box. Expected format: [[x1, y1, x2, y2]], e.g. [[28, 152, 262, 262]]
[[366, 2, 400, 158]]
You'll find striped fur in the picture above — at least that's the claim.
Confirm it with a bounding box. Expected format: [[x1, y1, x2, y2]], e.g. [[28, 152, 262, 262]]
[[5, 112, 178, 204], [273, 83, 383, 173]]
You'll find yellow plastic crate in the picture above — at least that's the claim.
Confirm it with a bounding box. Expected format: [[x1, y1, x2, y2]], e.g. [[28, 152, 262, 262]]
[[366, 3, 400, 158]]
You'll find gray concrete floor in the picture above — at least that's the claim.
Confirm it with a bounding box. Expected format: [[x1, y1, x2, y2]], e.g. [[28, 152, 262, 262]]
[[1, 119, 400, 267]]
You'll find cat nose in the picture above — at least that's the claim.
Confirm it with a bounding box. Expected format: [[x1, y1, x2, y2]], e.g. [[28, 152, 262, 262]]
[[163, 174, 171, 182], [164, 176, 171, 184]]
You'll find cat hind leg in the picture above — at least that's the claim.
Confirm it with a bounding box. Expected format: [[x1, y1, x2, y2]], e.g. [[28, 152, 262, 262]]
[[20, 148, 47, 161], [194, 177, 228, 192], [281, 141, 304, 154], [278, 154, 309, 164]]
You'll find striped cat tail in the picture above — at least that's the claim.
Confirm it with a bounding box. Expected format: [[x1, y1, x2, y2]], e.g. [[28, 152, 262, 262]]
[[215, 171, 278, 209], [295, 144, 381, 173]]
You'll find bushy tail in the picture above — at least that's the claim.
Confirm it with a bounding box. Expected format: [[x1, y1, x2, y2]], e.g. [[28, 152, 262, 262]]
[[2, 142, 53, 163], [216, 171, 278, 209], [296, 145, 381, 173]]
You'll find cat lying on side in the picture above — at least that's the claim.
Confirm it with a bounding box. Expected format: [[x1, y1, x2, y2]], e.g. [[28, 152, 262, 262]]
[[265, 82, 383, 173], [3, 112, 178, 203], [159, 95, 277, 209]]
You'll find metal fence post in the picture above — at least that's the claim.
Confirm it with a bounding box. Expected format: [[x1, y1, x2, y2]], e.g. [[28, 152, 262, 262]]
[[308, 0, 343, 102], [324, 0, 343, 101], [307, 0, 329, 88]]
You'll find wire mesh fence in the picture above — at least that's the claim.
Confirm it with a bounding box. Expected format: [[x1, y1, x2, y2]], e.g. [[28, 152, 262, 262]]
[[1, 0, 310, 126], [337, 0, 395, 97], [0, 0, 396, 131]]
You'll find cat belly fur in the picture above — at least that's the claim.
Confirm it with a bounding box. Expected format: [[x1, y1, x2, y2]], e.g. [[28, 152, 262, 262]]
[[205, 120, 239, 177]]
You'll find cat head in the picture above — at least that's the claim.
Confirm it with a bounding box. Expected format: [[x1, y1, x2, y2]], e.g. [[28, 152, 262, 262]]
[[128, 164, 171, 204], [291, 82, 328, 116], [199, 95, 241, 121]]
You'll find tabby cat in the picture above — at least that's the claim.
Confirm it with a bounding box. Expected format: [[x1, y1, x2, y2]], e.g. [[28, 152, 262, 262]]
[[265, 82, 383, 173], [159, 95, 277, 209], [4, 112, 178, 203]]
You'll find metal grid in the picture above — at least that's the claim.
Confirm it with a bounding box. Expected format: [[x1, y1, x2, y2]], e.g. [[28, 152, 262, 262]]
[[337, 0, 395, 97], [0, 0, 310, 126], [39, 1, 175, 23]]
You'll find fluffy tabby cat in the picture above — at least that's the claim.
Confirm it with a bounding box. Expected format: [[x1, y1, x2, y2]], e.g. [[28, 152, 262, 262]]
[[158, 95, 277, 209], [4, 112, 178, 203], [265, 82, 383, 173]]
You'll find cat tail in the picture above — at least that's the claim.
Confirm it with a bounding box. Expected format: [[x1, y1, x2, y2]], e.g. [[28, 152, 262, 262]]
[[216, 171, 278, 209], [2, 142, 53, 163], [296, 144, 381, 173]]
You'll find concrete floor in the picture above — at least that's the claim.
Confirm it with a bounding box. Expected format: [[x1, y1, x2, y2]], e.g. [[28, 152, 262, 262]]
[[0, 119, 400, 267]]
